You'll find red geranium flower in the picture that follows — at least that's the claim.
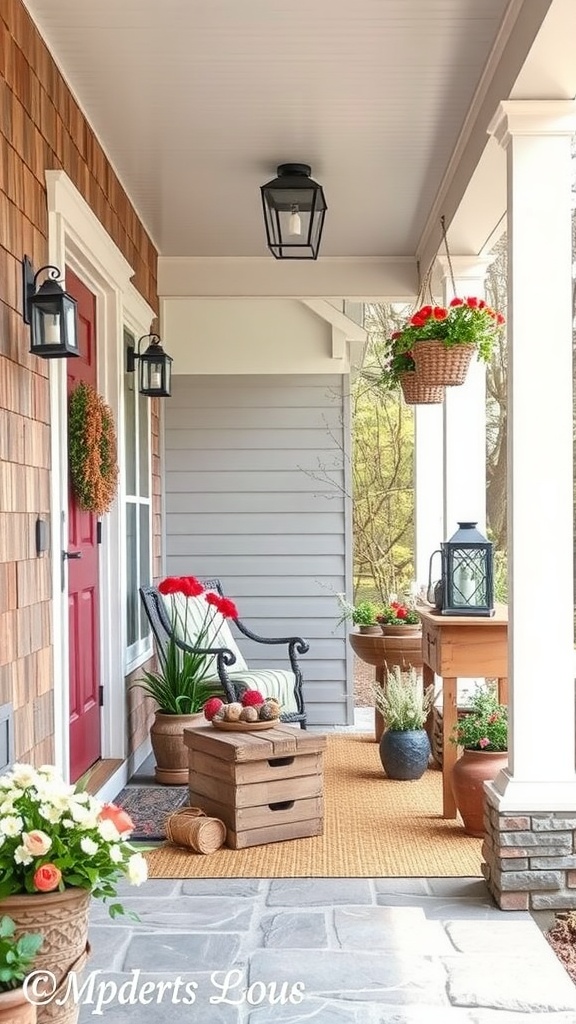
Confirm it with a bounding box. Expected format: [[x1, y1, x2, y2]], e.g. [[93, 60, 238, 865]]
[[466, 297, 479, 308], [450, 297, 464, 307], [432, 306, 447, 320], [205, 592, 238, 619], [158, 577, 184, 595], [180, 576, 205, 598]]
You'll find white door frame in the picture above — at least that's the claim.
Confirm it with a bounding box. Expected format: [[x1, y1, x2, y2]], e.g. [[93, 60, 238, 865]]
[[45, 170, 154, 780]]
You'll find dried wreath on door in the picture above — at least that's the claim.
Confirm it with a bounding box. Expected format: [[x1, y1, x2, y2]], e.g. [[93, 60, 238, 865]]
[[68, 382, 119, 514]]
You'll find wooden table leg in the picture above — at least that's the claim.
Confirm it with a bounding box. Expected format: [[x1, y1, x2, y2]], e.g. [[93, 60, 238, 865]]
[[442, 675, 458, 819], [497, 676, 508, 705], [374, 665, 385, 743], [422, 662, 435, 745]]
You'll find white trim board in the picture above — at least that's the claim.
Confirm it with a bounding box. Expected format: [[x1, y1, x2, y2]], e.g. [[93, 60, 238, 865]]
[[45, 169, 155, 780]]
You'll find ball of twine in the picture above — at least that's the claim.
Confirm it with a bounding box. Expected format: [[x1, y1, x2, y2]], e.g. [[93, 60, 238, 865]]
[[165, 807, 226, 854]]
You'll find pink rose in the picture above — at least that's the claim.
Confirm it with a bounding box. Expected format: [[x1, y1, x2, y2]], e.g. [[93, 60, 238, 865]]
[[33, 864, 62, 892], [98, 803, 134, 835], [478, 737, 490, 749], [23, 830, 52, 857]]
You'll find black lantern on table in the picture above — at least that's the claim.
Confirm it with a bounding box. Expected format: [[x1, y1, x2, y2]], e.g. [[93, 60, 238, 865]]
[[429, 521, 494, 617], [22, 257, 79, 358], [261, 163, 327, 260], [126, 334, 173, 397]]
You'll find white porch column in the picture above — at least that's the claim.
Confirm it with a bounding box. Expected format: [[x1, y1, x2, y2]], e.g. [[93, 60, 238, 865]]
[[487, 100, 576, 813], [438, 255, 492, 536], [414, 406, 443, 590]]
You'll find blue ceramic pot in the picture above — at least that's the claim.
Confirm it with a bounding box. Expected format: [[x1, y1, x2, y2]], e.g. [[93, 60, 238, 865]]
[[379, 729, 431, 780]]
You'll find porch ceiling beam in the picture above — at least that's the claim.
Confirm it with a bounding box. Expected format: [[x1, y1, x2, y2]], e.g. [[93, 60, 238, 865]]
[[157, 256, 418, 301], [416, 0, 554, 278]]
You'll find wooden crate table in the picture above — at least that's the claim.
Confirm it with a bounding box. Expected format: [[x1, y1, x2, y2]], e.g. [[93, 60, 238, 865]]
[[184, 724, 327, 849]]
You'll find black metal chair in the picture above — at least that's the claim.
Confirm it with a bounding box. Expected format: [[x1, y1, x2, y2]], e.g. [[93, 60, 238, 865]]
[[139, 579, 308, 727]]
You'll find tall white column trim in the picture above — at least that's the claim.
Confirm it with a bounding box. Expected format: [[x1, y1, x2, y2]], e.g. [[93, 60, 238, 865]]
[[485, 99, 576, 811]]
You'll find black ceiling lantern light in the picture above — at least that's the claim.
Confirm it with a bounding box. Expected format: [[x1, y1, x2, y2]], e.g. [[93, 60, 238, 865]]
[[22, 256, 79, 358], [126, 334, 173, 398], [261, 163, 327, 260]]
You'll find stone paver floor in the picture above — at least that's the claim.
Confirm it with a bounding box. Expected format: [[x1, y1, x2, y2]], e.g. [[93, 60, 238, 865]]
[[78, 876, 576, 1023]]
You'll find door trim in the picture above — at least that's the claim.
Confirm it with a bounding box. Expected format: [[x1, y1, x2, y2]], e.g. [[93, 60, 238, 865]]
[[46, 170, 155, 780]]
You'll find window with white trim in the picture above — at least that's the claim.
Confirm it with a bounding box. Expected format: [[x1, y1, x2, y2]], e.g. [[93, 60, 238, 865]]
[[124, 327, 152, 664]]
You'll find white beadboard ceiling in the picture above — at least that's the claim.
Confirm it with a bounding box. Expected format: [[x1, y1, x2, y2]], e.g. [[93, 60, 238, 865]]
[[24, 0, 519, 258]]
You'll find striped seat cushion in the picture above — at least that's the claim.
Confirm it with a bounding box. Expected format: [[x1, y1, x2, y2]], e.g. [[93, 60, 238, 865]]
[[225, 669, 300, 715], [161, 592, 248, 674]]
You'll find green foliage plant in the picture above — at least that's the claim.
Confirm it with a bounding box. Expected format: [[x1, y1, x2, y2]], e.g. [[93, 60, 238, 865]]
[[449, 685, 507, 751], [352, 600, 381, 626], [373, 666, 434, 731], [336, 595, 382, 626], [0, 916, 43, 992]]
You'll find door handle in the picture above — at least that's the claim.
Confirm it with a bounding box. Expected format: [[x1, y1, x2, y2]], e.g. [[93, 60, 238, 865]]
[[63, 550, 82, 560]]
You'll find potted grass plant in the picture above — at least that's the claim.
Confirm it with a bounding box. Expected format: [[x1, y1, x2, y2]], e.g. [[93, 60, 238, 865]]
[[373, 666, 434, 780]]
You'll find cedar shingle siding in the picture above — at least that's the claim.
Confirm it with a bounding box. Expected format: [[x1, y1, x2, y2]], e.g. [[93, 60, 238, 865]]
[[0, 0, 161, 764]]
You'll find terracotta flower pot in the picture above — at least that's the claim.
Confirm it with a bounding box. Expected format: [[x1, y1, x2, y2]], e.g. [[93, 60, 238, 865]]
[[451, 748, 508, 837], [150, 711, 204, 784], [379, 624, 421, 637], [1, 888, 91, 1024], [0, 986, 36, 1024]]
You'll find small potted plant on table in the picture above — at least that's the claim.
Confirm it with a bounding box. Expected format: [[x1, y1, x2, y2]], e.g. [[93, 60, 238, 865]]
[[0, 915, 43, 1023], [376, 600, 421, 636]]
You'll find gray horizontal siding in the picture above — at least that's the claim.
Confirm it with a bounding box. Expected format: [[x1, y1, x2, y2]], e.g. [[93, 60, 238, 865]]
[[168, 513, 345, 535], [167, 378, 340, 408], [165, 554, 345, 577], [167, 535, 344, 557], [166, 492, 345, 514], [166, 471, 344, 493], [166, 428, 340, 450], [167, 407, 343, 430], [164, 373, 352, 726], [166, 450, 344, 472]]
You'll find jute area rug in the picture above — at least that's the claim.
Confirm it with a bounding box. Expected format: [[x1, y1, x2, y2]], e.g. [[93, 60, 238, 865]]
[[145, 733, 482, 878]]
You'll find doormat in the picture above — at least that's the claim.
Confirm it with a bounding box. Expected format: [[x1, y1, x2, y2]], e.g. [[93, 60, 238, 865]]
[[115, 785, 189, 841]]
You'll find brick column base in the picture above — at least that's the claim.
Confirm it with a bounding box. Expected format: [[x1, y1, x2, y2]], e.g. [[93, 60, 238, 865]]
[[482, 789, 576, 911]]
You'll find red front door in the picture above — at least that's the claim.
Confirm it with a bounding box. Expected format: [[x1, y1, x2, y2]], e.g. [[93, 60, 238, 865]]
[[66, 270, 101, 782]]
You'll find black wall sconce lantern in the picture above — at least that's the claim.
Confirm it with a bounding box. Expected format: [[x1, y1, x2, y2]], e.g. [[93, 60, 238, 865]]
[[261, 163, 327, 260], [428, 521, 494, 617], [22, 256, 79, 358], [126, 334, 173, 397]]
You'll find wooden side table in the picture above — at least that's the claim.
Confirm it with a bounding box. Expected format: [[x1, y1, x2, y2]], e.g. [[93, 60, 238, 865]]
[[418, 605, 508, 819]]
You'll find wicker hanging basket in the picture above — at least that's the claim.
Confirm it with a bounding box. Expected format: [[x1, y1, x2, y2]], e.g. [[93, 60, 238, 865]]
[[165, 807, 227, 853], [399, 372, 445, 405], [411, 340, 475, 387]]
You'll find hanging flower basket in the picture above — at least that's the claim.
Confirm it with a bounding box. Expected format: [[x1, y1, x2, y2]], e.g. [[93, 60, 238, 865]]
[[411, 339, 475, 388], [399, 372, 445, 405]]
